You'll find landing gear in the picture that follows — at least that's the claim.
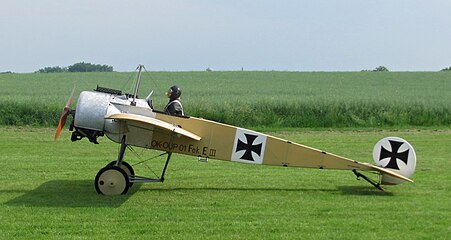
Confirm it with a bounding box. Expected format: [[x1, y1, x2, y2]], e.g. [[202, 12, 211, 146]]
[[95, 166, 130, 195], [94, 135, 174, 195]]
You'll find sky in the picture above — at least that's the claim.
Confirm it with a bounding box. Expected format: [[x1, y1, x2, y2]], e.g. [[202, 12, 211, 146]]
[[1, 0, 451, 72]]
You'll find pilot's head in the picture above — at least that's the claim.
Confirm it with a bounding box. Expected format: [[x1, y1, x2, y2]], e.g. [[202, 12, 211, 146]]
[[166, 85, 182, 100]]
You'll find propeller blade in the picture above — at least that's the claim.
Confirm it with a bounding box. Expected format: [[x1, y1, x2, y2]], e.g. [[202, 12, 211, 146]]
[[54, 86, 75, 141], [54, 111, 69, 141]]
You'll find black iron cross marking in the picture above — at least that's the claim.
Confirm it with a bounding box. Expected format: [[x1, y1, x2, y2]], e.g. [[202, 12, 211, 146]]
[[236, 133, 263, 161], [379, 140, 409, 170]]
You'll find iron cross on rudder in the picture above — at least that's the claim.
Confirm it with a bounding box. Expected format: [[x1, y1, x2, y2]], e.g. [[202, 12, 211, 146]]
[[379, 140, 409, 170]]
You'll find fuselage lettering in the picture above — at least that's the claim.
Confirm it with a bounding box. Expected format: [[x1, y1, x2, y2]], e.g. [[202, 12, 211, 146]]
[[151, 140, 216, 157]]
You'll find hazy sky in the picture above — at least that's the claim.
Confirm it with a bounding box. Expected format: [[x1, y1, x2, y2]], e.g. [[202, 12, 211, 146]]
[[1, 0, 450, 72]]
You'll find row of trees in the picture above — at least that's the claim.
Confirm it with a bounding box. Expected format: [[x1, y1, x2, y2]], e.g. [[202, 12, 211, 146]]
[[36, 62, 113, 73], [29, 64, 451, 73], [361, 66, 389, 72], [363, 66, 451, 72]]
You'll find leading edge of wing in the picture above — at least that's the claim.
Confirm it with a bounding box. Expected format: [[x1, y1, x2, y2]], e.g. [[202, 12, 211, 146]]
[[106, 113, 202, 141]]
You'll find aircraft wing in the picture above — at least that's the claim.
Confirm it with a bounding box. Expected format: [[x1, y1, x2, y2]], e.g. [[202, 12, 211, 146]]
[[106, 113, 202, 141]]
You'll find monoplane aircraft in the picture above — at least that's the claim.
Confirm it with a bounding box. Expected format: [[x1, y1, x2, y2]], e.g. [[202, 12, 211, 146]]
[[54, 65, 416, 195]]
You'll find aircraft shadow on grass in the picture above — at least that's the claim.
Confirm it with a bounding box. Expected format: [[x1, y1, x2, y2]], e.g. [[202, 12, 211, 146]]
[[337, 186, 394, 196], [5, 181, 392, 208], [137, 185, 393, 196], [6, 180, 141, 208]]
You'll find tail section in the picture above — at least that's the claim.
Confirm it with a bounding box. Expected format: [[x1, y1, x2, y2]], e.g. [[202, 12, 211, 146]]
[[372, 137, 416, 185]]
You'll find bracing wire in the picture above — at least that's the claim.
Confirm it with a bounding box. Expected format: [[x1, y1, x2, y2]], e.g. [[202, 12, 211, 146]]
[[117, 65, 162, 100], [142, 65, 162, 98], [126, 145, 168, 179], [120, 70, 139, 95]]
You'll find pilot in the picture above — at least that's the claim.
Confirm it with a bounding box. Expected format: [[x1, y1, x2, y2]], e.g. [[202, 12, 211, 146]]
[[164, 85, 184, 116]]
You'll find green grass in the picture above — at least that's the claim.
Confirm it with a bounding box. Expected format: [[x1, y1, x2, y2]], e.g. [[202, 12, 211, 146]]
[[1, 71, 449, 238], [1, 127, 450, 239], [0, 71, 450, 128]]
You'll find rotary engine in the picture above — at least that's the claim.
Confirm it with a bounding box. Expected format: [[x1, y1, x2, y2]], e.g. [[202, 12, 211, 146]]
[[70, 86, 153, 144]]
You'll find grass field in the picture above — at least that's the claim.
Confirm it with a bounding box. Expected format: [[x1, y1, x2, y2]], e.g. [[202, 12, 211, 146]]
[[0, 71, 449, 238], [0, 71, 450, 128], [0, 127, 450, 239]]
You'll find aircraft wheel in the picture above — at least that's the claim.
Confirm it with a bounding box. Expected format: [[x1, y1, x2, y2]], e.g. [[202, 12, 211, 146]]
[[95, 166, 130, 195], [107, 161, 135, 177], [107, 161, 135, 187]]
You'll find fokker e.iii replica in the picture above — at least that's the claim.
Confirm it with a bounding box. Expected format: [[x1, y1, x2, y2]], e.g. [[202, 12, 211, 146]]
[[55, 65, 416, 195]]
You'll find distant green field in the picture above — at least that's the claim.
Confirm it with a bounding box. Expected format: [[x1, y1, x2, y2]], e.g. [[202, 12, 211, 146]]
[[0, 128, 449, 239], [0, 71, 450, 128]]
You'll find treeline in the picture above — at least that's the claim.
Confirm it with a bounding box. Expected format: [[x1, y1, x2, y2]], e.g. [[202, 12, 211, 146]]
[[36, 62, 113, 73], [32, 64, 451, 73], [361, 66, 389, 72], [361, 66, 451, 72]]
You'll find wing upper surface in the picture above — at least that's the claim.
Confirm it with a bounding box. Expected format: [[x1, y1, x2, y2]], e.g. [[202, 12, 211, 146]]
[[106, 113, 202, 141]]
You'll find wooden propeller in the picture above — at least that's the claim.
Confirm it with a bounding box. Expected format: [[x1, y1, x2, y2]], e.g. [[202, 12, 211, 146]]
[[54, 87, 75, 141]]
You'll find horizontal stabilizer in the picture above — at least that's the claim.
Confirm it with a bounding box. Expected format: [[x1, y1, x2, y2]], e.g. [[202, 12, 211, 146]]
[[361, 162, 414, 183], [106, 113, 202, 141]]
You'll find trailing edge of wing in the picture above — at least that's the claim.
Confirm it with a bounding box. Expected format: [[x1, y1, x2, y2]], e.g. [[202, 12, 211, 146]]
[[360, 162, 414, 183], [106, 113, 202, 141]]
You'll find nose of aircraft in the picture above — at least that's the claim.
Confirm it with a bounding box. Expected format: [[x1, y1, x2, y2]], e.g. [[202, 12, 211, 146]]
[[73, 91, 111, 131]]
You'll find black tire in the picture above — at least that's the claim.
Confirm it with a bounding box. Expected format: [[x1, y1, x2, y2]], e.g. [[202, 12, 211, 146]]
[[107, 161, 135, 177]]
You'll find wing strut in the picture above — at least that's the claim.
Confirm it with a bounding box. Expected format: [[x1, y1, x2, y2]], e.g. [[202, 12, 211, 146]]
[[352, 170, 385, 191]]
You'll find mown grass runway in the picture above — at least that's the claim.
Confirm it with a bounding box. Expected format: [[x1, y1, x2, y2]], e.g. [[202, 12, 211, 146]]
[[1, 128, 449, 239]]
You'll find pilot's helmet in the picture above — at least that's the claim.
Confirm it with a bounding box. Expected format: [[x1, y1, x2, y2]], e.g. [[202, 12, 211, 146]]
[[166, 85, 182, 99]]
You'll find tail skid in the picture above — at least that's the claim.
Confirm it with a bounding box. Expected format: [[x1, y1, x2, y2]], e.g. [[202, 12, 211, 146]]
[[352, 170, 385, 191]]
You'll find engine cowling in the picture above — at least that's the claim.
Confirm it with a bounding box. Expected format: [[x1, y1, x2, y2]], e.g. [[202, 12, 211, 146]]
[[74, 91, 111, 131]]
